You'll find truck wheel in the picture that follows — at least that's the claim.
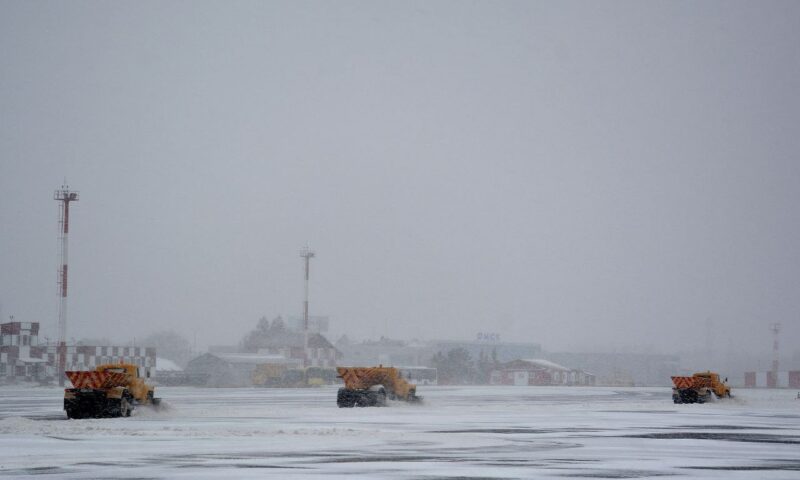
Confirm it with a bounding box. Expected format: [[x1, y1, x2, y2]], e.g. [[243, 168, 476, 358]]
[[680, 390, 697, 404], [103, 400, 118, 418], [355, 393, 369, 407], [372, 388, 387, 407], [337, 388, 355, 408]]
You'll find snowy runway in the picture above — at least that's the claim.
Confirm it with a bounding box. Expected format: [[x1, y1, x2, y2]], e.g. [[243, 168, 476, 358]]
[[1, 386, 798, 478]]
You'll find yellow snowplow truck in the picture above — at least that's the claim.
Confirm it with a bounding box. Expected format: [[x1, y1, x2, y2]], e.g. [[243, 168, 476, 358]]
[[336, 366, 420, 407], [64, 363, 160, 418], [671, 371, 731, 404]]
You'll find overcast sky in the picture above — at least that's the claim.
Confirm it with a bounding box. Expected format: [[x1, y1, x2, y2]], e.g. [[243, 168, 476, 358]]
[[1, 1, 798, 357]]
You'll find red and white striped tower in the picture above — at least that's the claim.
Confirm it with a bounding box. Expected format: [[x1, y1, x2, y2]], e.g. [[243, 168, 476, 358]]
[[300, 245, 315, 368], [54, 185, 79, 386]]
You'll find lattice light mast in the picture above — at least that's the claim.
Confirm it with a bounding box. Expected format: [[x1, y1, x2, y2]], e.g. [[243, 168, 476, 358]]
[[770, 322, 781, 388], [300, 245, 315, 367], [54, 185, 79, 386]]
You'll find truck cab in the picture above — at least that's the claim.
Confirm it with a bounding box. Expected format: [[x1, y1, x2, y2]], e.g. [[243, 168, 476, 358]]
[[94, 364, 156, 404], [693, 371, 731, 398]]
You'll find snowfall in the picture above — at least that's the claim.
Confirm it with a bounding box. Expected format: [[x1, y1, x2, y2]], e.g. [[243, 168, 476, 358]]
[[1, 386, 798, 479]]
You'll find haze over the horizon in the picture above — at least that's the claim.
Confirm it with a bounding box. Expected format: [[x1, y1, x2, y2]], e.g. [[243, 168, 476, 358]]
[[1, 1, 798, 359]]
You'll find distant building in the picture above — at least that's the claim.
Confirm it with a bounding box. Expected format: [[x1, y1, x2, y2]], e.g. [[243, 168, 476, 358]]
[[208, 345, 239, 355], [337, 337, 543, 369], [0, 321, 155, 383], [0, 322, 46, 381], [434, 340, 542, 364], [546, 352, 679, 387], [490, 359, 595, 386], [337, 337, 433, 367], [186, 330, 340, 387], [399, 366, 438, 385], [185, 352, 301, 387], [258, 332, 340, 368], [150, 357, 196, 386]]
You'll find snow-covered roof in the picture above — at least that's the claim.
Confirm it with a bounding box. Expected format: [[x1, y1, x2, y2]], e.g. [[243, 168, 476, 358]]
[[520, 359, 571, 371], [156, 357, 183, 371], [17, 357, 47, 364]]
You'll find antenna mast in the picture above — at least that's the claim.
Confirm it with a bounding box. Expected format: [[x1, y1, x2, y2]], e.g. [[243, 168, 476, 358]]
[[300, 245, 315, 367], [770, 322, 781, 388], [54, 184, 79, 386]]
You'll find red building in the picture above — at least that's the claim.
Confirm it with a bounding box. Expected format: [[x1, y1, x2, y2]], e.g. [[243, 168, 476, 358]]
[[490, 359, 595, 386], [743, 370, 800, 388]]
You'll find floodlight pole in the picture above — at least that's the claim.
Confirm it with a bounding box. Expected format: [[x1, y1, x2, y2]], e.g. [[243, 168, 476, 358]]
[[300, 246, 315, 367]]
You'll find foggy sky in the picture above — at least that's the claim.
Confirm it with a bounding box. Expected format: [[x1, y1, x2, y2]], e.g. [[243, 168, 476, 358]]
[[1, 1, 799, 358]]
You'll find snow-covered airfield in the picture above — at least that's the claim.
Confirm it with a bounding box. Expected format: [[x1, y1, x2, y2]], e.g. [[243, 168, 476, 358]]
[[1, 386, 798, 478]]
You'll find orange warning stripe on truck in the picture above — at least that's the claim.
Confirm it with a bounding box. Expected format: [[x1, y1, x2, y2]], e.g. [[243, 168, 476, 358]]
[[671, 376, 711, 389], [66, 371, 128, 389]]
